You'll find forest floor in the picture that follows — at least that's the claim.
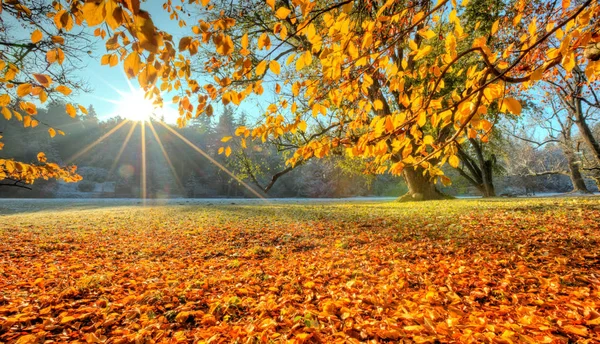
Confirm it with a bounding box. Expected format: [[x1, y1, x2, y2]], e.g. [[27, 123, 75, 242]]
[[1, 197, 599, 343]]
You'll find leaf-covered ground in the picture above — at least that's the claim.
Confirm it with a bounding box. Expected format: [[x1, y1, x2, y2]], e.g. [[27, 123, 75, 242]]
[[1, 198, 600, 343]]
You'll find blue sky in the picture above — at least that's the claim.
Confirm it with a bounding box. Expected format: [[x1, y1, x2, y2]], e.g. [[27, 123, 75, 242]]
[[73, 5, 189, 122], [72, 4, 277, 126]]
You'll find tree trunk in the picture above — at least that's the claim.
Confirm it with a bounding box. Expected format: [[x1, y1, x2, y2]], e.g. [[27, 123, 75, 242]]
[[455, 140, 496, 197], [398, 166, 448, 201], [593, 176, 600, 190], [564, 148, 591, 193], [573, 98, 600, 164]]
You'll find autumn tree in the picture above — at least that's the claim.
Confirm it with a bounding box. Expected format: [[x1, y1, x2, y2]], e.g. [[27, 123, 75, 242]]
[[544, 61, 600, 187], [508, 94, 592, 193], [185, 0, 600, 200], [0, 0, 91, 186]]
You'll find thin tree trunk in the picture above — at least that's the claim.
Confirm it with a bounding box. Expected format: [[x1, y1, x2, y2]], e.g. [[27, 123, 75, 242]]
[[455, 141, 496, 197], [573, 98, 600, 164], [470, 139, 496, 197], [481, 158, 496, 197]]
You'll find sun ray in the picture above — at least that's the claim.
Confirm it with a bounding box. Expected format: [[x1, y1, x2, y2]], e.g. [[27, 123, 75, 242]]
[[108, 121, 138, 177], [141, 121, 147, 204], [153, 119, 267, 201], [66, 119, 129, 164], [125, 75, 137, 93], [90, 71, 131, 94], [146, 120, 185, 193], [89, 94, 124, 105]]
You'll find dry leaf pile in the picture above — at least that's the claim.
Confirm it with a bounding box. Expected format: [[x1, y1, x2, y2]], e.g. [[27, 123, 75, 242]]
[[1, 198, 599, 343]]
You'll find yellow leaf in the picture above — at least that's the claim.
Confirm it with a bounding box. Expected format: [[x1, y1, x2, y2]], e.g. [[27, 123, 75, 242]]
[[15, 334, 38, 344], [275, 7, 291, 20], [0, 94, 10, 106], [255, 60, 267, 76], [418, 29, 436, 40], [82, 1, 105, 26], [31, 30, 43, 43], [105, 1, 123, 29], [66, 103, 77, 118], [500, 97, 522, 115], [216, 34, 234, 55], [409, 39, 418, 51], [491, 20, 499, 35], [286, 53, 296, 66], [298, 121, 307, 132], [225, 146, 232, 157], [20, 101, 37, 115], [303, 51, 312, 66], [109, 55, 119, 67], [37, 152, 47, 162], [562, 325, 588, 336], [513, 14, 522, 26], [373, 100, 383, 111], [221, 136, 232, 142], [2, 107, 11, 120], [266, 0, 275, 10], [179, 36, 192, 51], [56, 85, 72, 96], [46, 48, 65, 64], [51, 36, 65, 44], [257, 32, 270, 50], [449, 155, 460, 168], [423, 135, 434, 145], [60, 316, 75, 324], [306, 24, 316, 40], [235, 126, 247, 136], [241, 33, 249, 49], [218, 147, 224, 154], [296, 333, 311, 340], [123, 52, 141, 78], [17, 83, 32, 97], [269, 60, 281, 75], [562, 52, 575, 72], [279, 25, 288, 40], [414, 45, 432, 61]]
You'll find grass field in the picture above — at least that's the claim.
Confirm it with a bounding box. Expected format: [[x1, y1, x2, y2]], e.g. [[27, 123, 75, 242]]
[[1, 198, 600, 343]]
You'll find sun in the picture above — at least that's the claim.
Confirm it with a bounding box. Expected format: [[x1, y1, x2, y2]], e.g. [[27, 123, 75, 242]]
[[115, 89, 157, 122]]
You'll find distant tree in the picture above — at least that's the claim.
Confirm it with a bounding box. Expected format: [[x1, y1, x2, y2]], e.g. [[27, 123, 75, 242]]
[[503, 96, 591, 193]]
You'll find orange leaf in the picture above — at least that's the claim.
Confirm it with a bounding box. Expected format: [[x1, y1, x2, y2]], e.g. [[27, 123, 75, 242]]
[[275, 7, 291, 20], [2, 107, 12, 120], [66, 104, 77, 118], [269, 60, 281, 75], [31, 30, 43, 43], [17, 84, 32, 97], [33, 74, 52, 88], [56, 85, 72, 96]]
